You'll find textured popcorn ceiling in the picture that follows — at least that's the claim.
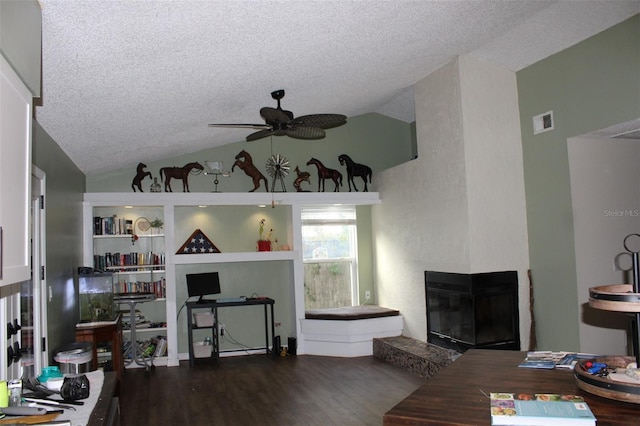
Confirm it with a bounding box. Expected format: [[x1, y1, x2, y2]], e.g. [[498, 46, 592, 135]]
[[35, 0, 639, 175]]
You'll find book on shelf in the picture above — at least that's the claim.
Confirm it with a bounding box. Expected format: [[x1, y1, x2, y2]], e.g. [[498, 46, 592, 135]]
[[152, 336, 167, 357], [93, 215, 133, 236], [94, 251, 165, 271], [518, 351, 598, 370], [490, 393, 596, 426]]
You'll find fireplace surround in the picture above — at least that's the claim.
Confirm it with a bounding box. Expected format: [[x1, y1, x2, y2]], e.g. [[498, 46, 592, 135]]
[[425, 270, 520, 353]]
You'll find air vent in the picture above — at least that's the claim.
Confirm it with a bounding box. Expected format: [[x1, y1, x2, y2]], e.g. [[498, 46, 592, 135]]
[[533, 111, 554, 135]]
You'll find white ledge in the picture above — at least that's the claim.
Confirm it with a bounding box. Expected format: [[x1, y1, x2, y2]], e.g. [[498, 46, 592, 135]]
[[84, 191, 381, 207], [173, 251, 298, 264]]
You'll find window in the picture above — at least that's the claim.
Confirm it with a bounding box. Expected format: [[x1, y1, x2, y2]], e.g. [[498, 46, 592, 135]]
[[302, 206, 358, 309]]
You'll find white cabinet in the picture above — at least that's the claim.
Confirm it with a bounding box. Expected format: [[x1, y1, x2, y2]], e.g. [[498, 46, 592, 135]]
[[0, 55, 32, 286], [83, 192, 381, 364]]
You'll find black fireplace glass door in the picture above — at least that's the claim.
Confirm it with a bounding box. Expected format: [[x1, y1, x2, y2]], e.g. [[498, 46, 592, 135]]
[[475, 292, 517, 345], [427, 290, 475, 345]]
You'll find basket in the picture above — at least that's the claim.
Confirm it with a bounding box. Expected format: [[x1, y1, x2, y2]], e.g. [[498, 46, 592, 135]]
[[193, 312, 214, 327], [193, 341, 212, 358]]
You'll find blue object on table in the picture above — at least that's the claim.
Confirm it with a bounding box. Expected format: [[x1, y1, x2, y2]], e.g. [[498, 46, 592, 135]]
[[38, 366, 63, 383]]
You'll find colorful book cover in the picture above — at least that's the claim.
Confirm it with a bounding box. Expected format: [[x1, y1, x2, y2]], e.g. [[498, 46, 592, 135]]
[[490, 393, 596, 425], [518, 351, 599, 370], [518, 351, 564, 369]]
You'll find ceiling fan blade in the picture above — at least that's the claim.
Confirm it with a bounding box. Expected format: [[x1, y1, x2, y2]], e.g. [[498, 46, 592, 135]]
[[290, 114, 347, 129], [246, 129, 275, 141], [208, 123, 270, 129], [285, 127, 326, 140], [260, 107, 291, 124]]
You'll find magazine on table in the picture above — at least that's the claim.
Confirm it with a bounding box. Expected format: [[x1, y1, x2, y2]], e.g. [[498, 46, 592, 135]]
[[518, 351, 599, 370]]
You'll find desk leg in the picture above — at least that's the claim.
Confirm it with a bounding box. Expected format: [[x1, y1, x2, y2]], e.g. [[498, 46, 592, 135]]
[[214, 306, 219, 361], [270, 304, 275, 349], [263, 305, 269, 354], [187, 305, 194, 367]]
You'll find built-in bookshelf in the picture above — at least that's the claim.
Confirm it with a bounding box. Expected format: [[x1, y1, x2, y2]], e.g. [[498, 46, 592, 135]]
[[83, 192, 381, 365], [88, 205, 169, 367]]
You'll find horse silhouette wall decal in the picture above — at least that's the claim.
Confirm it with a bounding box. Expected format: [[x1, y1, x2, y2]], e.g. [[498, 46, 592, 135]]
[[159, 162, 204, 192], [306, 158, 342, 192], [293, 166, 311, 192], [131, 162, 152, 192], [338, 154, 372, 192], [232, 150, 268, 192]]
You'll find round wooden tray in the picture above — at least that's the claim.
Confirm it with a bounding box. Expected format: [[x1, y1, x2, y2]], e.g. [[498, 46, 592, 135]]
[[574, 356, 640, 404], [588, 284, 640, 312]]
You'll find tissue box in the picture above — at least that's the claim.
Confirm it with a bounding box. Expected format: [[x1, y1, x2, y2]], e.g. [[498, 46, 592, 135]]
[[193, 341, 213, 358], [193, 312, 214, 327]]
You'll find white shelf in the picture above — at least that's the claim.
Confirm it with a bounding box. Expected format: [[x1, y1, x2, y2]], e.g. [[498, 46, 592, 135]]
[[122, 327, 167, 334], [109, 267, 165, 273], [125, 355, 169, 368], [84, 191, 381, 207], [116, 297, 165, 302], [93, 234, 164, 239], [174, 250, 297, 264]]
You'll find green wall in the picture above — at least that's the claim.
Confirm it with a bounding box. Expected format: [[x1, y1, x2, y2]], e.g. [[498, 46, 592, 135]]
[[33, 120, 86, 360], [517, 15, 640, 351]]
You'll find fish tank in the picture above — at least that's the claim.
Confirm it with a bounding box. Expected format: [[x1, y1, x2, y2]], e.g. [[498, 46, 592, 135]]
[[79, 272, 115, 322]]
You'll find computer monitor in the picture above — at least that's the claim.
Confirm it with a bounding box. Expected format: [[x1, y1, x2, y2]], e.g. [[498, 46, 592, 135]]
[[186, 272, 221, 303]]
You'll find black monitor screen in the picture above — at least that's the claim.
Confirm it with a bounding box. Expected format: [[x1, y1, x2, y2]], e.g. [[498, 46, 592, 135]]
[[186, 272, 221, 303]]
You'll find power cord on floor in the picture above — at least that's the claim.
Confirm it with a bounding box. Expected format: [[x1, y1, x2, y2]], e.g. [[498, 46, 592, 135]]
[[219, 327, 253, 355]]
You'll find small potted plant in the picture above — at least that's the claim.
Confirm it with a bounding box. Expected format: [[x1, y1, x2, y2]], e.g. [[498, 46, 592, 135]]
[[150, 218, 164, 234], [257, 218, 271, 252]]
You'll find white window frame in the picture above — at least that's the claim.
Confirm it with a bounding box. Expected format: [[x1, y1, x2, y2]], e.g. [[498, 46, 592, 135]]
[[301, 206, 359, 307]]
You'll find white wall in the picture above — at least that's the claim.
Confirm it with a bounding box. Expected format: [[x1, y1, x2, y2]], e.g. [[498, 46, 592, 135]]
[[568, 135, 640, 355], [373, 55, 530, 346]]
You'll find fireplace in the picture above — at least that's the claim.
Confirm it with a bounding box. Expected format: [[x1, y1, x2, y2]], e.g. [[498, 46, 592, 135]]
[[425, 270, 520, 353]]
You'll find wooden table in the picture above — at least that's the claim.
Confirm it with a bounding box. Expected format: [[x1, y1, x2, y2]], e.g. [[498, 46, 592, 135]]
[[75, 314, 123, 380], [384, 349, 640, 425]]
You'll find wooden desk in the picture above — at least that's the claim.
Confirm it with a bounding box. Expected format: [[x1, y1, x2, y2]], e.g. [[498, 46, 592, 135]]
[[384, 349, 640, 426], [76, 314, 123, 380]]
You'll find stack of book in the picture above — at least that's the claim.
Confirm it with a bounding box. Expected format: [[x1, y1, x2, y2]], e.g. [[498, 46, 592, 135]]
[[490, 393, 596, 425], [518, 351, 598, 370]]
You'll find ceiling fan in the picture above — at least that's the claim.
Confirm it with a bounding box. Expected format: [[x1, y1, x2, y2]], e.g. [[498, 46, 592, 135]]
[[208, 90, 347, 141]]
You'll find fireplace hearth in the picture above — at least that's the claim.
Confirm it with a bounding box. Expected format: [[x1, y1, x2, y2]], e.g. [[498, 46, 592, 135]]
[[425, 270, 520, 353]]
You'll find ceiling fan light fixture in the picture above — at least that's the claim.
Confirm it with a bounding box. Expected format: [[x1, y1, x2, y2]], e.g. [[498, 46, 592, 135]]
[[208, 90, 347, 142]]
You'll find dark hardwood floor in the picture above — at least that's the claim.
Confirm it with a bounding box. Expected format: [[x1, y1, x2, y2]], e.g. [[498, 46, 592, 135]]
[[118, 354, 424, 426]]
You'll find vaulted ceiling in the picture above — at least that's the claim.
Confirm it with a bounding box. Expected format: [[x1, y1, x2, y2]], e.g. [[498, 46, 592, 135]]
[[34, 1, 639, 175]]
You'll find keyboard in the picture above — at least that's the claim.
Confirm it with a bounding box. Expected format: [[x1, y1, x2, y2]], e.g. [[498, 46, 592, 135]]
[[216, 297, 247, 303]]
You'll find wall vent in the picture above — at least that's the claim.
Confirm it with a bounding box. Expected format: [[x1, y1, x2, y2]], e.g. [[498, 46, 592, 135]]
[[533, 111, 554, 135]]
